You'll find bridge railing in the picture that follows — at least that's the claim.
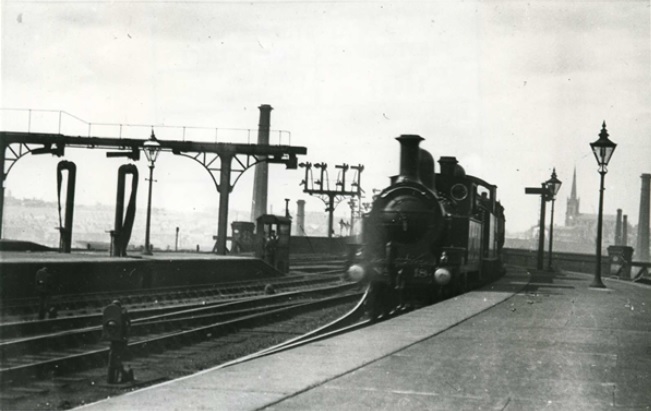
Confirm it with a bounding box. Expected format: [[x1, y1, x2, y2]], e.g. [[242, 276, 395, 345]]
[[503, 247, 651, 284], [629, 261, 651, 283], [0, 108, 292, 145]]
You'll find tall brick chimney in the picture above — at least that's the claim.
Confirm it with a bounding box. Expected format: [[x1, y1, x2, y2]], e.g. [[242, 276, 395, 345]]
[[636, 173, 651, 261], [250, 105, 273, 224], [615, 209, 623, 245], [296, 199, 306, 236]]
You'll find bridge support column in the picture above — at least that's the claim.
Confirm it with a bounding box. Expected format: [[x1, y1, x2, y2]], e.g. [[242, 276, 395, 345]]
[[216, 153, 233, 255]]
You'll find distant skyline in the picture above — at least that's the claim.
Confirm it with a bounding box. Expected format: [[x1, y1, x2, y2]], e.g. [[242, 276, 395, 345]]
[[1, 0, 649, 235], [2, 192, 350, 249]]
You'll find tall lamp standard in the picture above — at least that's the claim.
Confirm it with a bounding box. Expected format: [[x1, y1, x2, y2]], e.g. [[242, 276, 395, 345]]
[[589, 121, 616, 288], [143, 131, 161, 256], [546, 168, 562, 271]]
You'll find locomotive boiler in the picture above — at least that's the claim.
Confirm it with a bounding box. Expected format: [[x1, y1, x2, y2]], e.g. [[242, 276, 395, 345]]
[[347, 135, 505, 320]]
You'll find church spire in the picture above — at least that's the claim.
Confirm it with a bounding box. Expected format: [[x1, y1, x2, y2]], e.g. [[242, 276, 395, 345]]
[[566, 166, 580, 226]]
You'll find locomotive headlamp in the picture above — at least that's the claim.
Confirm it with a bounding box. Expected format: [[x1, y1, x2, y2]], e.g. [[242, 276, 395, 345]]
[[434, 268, 451, 285], [347, 264, 367, 282]]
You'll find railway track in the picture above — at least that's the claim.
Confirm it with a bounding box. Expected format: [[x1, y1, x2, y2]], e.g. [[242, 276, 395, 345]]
[[1, 286, 365, 410], [1, 264, 493, 410], [218, 285, 372, 369], [0, 283, 361, 386], [0, 273, 343, 322]]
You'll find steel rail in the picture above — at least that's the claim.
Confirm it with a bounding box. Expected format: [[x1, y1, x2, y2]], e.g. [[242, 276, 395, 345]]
[[215, 286, 372, 369], [0, 283, 358, 357], [0, 291, 362, 385], [0, 274, 339, 319]]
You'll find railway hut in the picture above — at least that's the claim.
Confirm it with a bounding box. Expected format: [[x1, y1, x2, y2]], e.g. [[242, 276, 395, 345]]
[[231, 221, 255, 254], [255, 214, 291, 273]]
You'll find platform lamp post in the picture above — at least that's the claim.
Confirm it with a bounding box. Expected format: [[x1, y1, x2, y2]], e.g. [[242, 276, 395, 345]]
[[143, 131, 161, 256], [590, 121, 616, 288], [546, 169, 562, 271]]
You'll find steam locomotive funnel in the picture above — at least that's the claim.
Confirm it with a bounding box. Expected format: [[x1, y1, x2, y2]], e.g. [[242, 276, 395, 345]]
[[396, 134, 424, 182]]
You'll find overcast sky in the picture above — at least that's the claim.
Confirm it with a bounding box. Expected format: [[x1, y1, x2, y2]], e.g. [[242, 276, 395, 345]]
[[1, 0, 650, 238]]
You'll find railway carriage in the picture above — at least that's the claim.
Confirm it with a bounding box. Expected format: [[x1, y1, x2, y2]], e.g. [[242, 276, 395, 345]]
[[347, 135, 505, 320]]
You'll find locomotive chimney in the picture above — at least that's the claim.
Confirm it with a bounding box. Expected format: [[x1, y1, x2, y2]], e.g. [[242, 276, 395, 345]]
[[396, 134, 423, 182]]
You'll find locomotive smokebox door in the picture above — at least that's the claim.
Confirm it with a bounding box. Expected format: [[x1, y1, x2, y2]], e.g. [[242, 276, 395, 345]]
[[256, 214, 291, 273], [102, 303, 125, 341]]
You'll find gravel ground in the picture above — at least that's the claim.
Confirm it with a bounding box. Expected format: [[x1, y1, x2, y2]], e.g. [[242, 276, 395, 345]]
[[0, 303, 357, 411]]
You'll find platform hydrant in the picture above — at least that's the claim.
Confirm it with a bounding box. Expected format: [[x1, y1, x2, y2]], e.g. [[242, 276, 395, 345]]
[[102, 300, 134, 384], [35, 267, 53, 320]]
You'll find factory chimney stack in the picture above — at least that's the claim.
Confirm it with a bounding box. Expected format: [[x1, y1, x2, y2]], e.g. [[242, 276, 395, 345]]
[[636, 174, 651, 261], [251, 105, 273, 224]]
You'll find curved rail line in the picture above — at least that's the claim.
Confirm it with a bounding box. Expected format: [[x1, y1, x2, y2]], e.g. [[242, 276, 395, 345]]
[[214, 269, 504, 370], [215, 285, 372, 369]]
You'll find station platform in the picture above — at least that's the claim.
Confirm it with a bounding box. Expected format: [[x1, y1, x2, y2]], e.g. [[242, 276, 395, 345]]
[[0, 249, 253, 263], [0, 250, 282, 300], [76, 267, 651, 410]]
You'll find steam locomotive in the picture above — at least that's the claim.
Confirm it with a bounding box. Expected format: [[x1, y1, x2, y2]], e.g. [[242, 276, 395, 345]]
[[347, 135, 505, 320]]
